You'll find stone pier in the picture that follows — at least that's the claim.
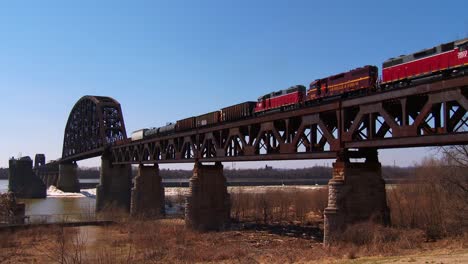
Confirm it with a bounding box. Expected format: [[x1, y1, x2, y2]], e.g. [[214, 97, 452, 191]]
[[323, 150, 390, 245], [96, 153, 132, 212], [185, 162, 230, 231], [130, 164, 165, 217], [8, 157, 46, 198], [57, 162, 80, 193]]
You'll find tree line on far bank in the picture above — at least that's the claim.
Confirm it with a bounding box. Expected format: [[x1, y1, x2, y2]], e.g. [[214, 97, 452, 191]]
[[0, 165, 417, 180]]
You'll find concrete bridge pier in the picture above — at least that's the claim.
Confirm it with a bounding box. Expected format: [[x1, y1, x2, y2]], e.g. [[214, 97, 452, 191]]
[[46, 173, 59, 188], [96, 153, 132, 212], [57, 162, 80, 193], [185, 162, 230, 231], [130, 164, 165, 217], [323, 149, 390, 245]]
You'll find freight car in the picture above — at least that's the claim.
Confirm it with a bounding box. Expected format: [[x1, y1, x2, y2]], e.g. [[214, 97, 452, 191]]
[[143, 127, 159, 138], [176, 117, 196, 132], [158, 123, 176, 135], [254, 85, 306, 114], [382, 38, 468, 87], [221, 102, 256, 122], [307, 65, 378, 101], [131, 129, 147, 141], [196, 111, 220, 127]]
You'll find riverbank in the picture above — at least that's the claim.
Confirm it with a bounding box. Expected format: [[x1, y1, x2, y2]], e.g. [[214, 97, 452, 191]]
[[1, 219, 466, 263], [1, 180, 467, 263]]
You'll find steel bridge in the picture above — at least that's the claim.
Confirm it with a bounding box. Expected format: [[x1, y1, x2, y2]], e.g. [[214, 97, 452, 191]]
[[35, 75, 468, 244], [106, 76, 468, 165], [61, 95, 127, 163]]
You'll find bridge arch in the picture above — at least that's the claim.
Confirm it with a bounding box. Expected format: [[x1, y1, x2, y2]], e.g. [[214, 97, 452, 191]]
[[62, 95, 127, 161]]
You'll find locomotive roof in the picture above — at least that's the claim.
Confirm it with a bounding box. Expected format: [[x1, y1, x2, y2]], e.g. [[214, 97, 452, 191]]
[[259, 85, 306, 99], [383, 37, 468, 68], [321, 65, 376, 80]]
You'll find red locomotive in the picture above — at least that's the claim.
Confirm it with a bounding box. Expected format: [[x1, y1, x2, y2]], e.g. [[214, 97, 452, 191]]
[[382, 38, 468, 85], [254, 85, 306, 114], [126, 37, 467, 142], [307, 65, 378, 101]]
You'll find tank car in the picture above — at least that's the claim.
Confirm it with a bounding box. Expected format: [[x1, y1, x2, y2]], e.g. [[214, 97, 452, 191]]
[[143, 127, 159, 138], [158, 123, 176, 135]]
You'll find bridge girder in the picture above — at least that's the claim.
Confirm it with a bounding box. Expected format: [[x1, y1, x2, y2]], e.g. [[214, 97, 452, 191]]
[[61, 95, 126, 162], [111, 76, 468, 165]]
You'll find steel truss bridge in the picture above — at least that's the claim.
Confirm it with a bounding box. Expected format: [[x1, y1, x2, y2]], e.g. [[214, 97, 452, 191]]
[[61, 76, 468, 164]]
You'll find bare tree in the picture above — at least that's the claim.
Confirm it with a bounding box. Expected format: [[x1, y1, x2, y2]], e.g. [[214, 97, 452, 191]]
[[440, 145, 468, 168]]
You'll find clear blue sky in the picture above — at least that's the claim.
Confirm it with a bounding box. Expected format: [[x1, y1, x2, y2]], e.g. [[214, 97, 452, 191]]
[[0, 1, 466, 168]]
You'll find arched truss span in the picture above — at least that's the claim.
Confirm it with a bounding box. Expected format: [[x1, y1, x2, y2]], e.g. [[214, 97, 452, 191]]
[[62, 95, 126, 161]]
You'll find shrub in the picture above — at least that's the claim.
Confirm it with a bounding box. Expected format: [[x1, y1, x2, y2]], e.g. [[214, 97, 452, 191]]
[[230, 187, 328, 224], [387, 157, 467, 240]]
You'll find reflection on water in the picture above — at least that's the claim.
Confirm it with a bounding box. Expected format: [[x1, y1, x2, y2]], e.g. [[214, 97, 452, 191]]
[[20, 197, 95, 215], [18, 197, 96, 223], [0, 179, 8, 193], [1, 179, 96, 223]]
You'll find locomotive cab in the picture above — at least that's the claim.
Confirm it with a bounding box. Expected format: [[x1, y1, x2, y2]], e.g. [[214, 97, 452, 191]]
[[456, 39, 468, 52], [307, 79, 322, 101], [254, 94, 270, 113]]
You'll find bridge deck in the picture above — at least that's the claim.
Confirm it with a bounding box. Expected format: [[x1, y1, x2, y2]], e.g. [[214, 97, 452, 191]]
[[108, 75, 467, 165]]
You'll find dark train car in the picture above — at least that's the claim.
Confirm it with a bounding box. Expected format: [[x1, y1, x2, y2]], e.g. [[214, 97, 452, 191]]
[[382, 38, 468, 84], [176, 117, 196, 132], [221, 101, 257, 122], [143, 127, 159, 138], [196, 111, 220, 127], [307, 65, 378, 101], [158, 123, 176, 135], [254, 85, 306, 114]]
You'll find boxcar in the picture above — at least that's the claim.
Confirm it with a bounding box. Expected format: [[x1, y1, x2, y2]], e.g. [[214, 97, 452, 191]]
[[131, 129, 147, 141], [176, 117, 196, 132], [196, 111, 220, 127], [221, 102, 256, 122], [254, 85, 306, 113], [382, 38, 468, 84], [307, 65, 378, 101]]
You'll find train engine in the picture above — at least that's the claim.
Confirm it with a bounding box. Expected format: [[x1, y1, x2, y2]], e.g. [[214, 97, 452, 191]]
[[382, 38, 468, 87], [254, 85, 306, 114], [307, 65, 378, 101]]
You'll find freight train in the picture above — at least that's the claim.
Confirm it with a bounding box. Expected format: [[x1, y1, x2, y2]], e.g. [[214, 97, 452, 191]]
[[128, 37, 468, 142]]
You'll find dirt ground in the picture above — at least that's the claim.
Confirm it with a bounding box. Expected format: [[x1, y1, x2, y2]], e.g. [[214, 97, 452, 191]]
[[1, 219, 467, 263], [327, 250, 468, 264]]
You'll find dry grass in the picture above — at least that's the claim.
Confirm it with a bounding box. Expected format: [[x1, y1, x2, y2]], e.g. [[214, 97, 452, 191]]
[[336, 222, 425, 255], [387, 158, 467, 240], [2, 220, 464, 263], [230, 187, 328, 224], [1, 153, 467, 263]]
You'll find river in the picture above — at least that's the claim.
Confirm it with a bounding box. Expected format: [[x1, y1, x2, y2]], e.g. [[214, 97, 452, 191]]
[[1, 179, 327, 223], [1, 179, 96, 223]]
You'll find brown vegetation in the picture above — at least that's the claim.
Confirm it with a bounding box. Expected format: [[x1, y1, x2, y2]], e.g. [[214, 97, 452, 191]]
[[230, 187, 328, 224], [387, 157, 467, 240], [1, 146, 467, 263], [334, 146, 468, 258], [1, 219, 466, 263]]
